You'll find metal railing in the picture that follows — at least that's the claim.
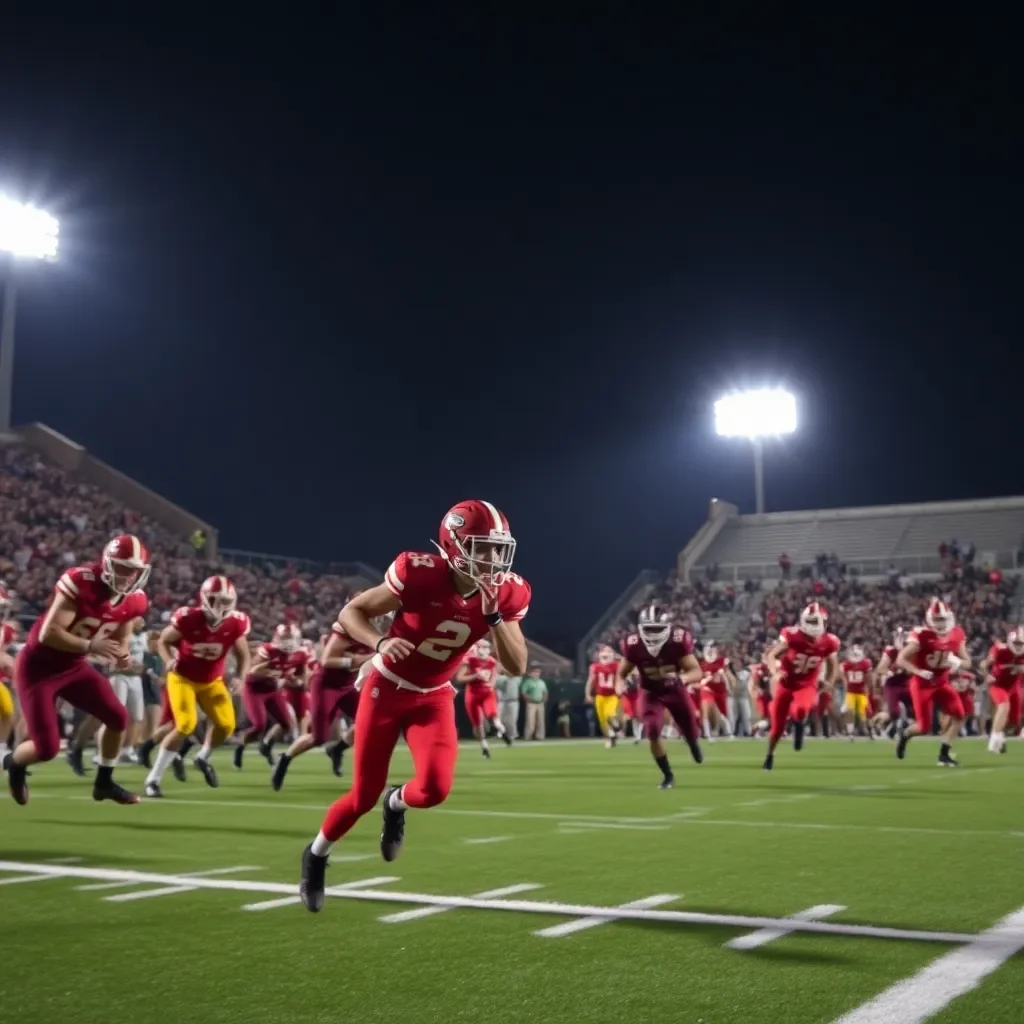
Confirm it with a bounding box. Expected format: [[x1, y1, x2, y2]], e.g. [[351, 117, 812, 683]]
[[690, 550, 1024, 584]]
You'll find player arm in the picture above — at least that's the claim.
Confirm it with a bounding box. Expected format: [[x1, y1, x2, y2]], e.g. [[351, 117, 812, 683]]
[[614, 656, 634, 695], [955, 640, 971, 671], [156, 625, 182, 668], [678, 652, 703, 686], [895, 640, 928, 679], [247, 649, 275, 678], [489, 618, 528, 677], [321, 631, 371, 671], [764, 638, 788, 677], [338, 584, 403, 653], [875, 652, 892, 682], [584, 665, 596, 701], [825, 653, 840, 687], [231, 635, 252, 680]]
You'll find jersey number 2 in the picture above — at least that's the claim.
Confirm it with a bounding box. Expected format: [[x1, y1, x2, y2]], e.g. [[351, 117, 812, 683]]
[[418, 620, 472, 662]]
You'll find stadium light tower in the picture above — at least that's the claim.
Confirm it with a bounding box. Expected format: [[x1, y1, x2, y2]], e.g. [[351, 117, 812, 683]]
[[714, 388, 797, 514], [0, 193, 60, 433]]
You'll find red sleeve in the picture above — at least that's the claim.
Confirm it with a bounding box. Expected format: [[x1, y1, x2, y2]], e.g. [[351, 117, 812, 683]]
[[828, 634, 841, 656], [502, 575, 531, 622], [384, 554, 409, 598], [56, 566, 93, 603], [258, 643, 274, 660], [171, 606, 193, 632], [233, 613, 252, 640], [131, 593, 149, 618], [620, 635, 639, 664]]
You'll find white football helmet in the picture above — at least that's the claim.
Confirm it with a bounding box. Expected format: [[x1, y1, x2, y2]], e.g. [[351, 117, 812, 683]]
[[638, 604, 672, 656], [473, 639, 493, 659], [893, 627, 907, 650], [925, 598, 954, 635], [1007, 629, 1024, 656], [799, 602, 827, 638], [703, 642, 718, 662], [199, 575, 237, 626], [272, 622, 302, 652], [849, 643, 864, 662]]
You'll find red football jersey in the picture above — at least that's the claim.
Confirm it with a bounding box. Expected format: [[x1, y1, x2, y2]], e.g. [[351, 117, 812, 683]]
[[953, 668, 975, 693], [777, 627, 841, 688], [463, 654, 499, 695], [841, 658, 872, 694], [377, 551, 530, 691], [170, 606, 251, 683], [700, 656, 730, 694], [749, 663, 770, 693], [619, 628, 695, 693], [908, 626, 966, 687], [881, 645, 911, 685], [319, 620, 372, 689], [20, 563, 148, 677], [590, 661, 618, 697], [247, 643, 310, 691], [0, 621, 16, 682], [988, 643, 1024, 687]]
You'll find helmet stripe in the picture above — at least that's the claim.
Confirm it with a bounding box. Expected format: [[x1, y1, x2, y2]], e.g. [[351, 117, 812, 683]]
[[480, 500, 504, 532]]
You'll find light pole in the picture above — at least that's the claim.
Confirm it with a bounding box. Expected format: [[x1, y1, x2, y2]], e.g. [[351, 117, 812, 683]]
[[714, 388, 797, 514], [0, 194, 60, 433]]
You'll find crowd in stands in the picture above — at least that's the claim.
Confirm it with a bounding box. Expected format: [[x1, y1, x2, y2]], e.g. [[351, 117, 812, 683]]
[[0, 445, 354, 639]]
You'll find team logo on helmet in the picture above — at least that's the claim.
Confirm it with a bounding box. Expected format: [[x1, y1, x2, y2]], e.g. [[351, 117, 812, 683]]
[[445, 513, 466, 529]]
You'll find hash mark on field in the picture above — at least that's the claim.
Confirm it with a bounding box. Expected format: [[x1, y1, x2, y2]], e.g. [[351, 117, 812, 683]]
[[105, 885, 196, 902], [45, 856, 84, 863], [557, 821, 669, 832], [462, 837, 511, 845], [243, 875, 400, 912], [380, 883, 542, 923], [0, 873, 64, 886], [832, 906, 1024, 1023], [535, 894, 679, 938], [727, 904, 846, 950], [77, 865, 262, 892]]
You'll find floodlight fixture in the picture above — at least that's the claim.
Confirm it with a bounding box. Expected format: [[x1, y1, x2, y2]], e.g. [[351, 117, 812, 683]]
[[713, 388, 798, 514]]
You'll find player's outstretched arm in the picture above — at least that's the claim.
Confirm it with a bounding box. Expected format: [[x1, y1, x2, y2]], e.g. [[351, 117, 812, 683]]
[[321, 631, 368, 670], [40, 595, 115, 658], [489, 619, 528, 677], [679, 653, 703, 686], [339, 584, 407, 658], [825, 653, 839, 688], [157, 626, 181, 672]]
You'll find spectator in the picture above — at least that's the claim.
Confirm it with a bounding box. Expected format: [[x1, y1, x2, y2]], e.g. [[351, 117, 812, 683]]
[[779, 553, 791, 579], [520, 666, 548, 740]]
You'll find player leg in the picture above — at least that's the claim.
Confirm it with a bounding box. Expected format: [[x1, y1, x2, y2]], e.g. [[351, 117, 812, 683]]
[[482, 690, 511, 747], [465, 689, 489, 757], [301, 676, 404, 912], [145, 673, 200, 795], [934, 684, 965, 766], [191, 680, 236, 786], [0, 683, 14, 767], [988, 686, 1011, 752], [274, 678, 337, 788], [713, 689, 733, 737], [119, 677, 146, 763], [388, 688, 459, 819], [1009, 684, 1023, 739], [753, 693, 770, 738], [236, 684, 272, 767], [65, 711, 100, 777], [896, 680, 934, 758], [139, 686, 177, 768], [764, 686, 795, 769]]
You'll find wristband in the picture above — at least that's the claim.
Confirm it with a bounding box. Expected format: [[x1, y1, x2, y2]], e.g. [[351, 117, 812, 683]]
[[375, 638, 387, 653], [484, 612, 503, 627], [340, 656, 353, 670]]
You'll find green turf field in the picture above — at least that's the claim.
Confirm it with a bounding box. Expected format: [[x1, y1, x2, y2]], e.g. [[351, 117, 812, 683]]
[[1, 737, 1022, 1024]]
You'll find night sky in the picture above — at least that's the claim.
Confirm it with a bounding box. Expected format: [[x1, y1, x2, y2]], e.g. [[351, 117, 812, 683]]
[[1, 13, 1020, 650]]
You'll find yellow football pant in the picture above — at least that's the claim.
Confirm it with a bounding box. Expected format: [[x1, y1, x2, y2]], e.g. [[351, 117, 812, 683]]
[[166, 672, 235, 736], [0, 682, 13, 720], [594, 694, 620, 736]]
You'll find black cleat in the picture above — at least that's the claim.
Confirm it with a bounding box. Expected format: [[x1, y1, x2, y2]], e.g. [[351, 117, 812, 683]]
[[895, 728, 910, 760], [66, 747, 89, 777], [481, 745, 491, 759], [938, 752, 960, 768], [793, 721, 805, 752], [258, 741, 276, 767], [299, 843, 328, 913], [380, 786, 406, 862], [688, 740, 704, 765], [172, 756, 187, 783], [272, 754, 291, 792], [658, 775, 675, 790], [328, 742, 346, 777], [193, 755, 219, 789], [501, 731, 513, 747], [763, 752, 775, 771], [233, 745, 244, 770], [93, 779, 140, 804], [7, 759, 29, 805], [138, 738, 156, 769], [144, 781, 163, 798]]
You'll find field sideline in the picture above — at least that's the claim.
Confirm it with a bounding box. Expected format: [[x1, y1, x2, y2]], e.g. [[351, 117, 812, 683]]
[[1, 738, 1022, 1024]]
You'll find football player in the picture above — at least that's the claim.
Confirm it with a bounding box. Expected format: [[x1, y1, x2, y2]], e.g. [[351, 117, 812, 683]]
[[894, 599, 969, 766], [0, 583, 18, 766], [980, 628, 1024, 753], [698, 642, 735, 740], [839, 641, 873, 739], [585, 645, 622, 748], [6, 536, 150, 805], [763, 603, 841, 770], [456, 639, 512, 757], [145, 576, 251, 796], [299, 500, 530, 912]]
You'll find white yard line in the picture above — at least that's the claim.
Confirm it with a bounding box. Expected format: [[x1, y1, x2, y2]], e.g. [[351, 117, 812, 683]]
[[462, 837, 511, 845], [668, 818, 1024, 840], [243, 875, 400, 912], [726, 904, 846, 950], [0, 873, 62, 886], [380, 883, 542, 924], [535, 894, 679, 938], [77, 864, 263, 892], [831, 907, 1024, 1024], [105, 885, 197, 902], [45, 856, 84, 864], [0, 861, 986, 944], [558, 821, 670, 832]]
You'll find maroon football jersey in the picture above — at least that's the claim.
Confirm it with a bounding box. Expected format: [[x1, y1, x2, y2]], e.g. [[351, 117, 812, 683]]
[[619, 627, 695, 693]]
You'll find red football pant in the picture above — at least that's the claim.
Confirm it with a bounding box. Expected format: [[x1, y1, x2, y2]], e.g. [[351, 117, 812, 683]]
[[817, 690, 832, 714], [242, 685, 293, 740], [159, 685, 175, 726], [755, 694, 771, 721], [309, 674, 360, 747], [620, 694, 637, 719], [320, 671, 458, 843], [909, 678, 964, 727], [638, 687, 698, 742], [769, 683, 817, 742], [988, 683, 1022, 727], [959, 691, 975, 719], [283, 686, 310, 723], [15, 660, 128, 762], [465, 687, 498, 730], [701, 688, 728, 716]]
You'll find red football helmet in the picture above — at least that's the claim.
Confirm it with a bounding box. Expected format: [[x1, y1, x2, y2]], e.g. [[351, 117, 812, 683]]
[[273, 622, 301, 652], [638, 604, 672, 655], [436, 499, 516, 586], [199, 575, 236, 626], [1007, 628, 1024, 656], [925, 598, 954, 635], [799, 602, 827, 638], [102, 535, 150, 596], [0, 580, 10, 618]]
